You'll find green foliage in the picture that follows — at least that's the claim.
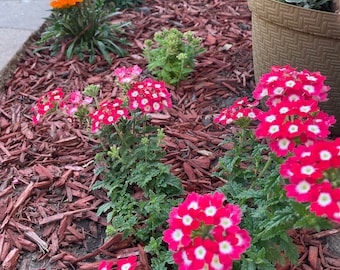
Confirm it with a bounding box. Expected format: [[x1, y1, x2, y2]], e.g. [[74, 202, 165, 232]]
[[143, 28, 206, 86], [213, 128, 332, 269], [104, 0, 144, 10], [278, 0, 333, 11], [92, 119, 184, 269], [36, 0, 129, 64]]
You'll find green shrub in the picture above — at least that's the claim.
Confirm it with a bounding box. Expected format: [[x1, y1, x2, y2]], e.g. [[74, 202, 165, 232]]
[[143, 28, 206, 86]]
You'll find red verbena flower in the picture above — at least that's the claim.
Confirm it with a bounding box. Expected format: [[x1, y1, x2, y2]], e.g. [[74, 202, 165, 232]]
[[98, 260, 113, 270], [116, 255, 138, 270], [31, 88, 65, 124]]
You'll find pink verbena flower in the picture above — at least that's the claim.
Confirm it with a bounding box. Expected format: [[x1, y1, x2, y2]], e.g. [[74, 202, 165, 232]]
[[163, 192, 251, 270], [127, 79, 172, 113], [59, 90, 93, 117], [113, 65, 142, 88]]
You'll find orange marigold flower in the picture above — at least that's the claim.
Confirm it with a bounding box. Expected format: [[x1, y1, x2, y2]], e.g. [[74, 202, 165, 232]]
[[50, 0, 83, 9]]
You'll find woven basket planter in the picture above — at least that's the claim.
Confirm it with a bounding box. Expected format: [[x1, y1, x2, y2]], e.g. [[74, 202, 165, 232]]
[[248, 0, 340, 134]]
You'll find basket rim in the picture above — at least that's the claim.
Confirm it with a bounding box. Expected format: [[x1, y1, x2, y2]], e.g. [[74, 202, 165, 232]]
[[248, 0, 340, 38]]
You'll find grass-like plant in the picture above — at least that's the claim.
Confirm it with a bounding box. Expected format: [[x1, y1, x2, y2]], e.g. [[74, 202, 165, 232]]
[[143, 28, 206, 86], [37, 0, 129, 64], [104, 0, 144, 10]]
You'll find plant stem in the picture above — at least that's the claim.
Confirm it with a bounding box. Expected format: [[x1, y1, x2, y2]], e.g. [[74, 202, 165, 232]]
[[258, 155, 272, 180]]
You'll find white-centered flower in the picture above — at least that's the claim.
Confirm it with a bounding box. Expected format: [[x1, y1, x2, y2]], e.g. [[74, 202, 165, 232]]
[[182, 215, 193, 226], [188, 201, 198, 210], [236, 112, 244, 118], [303, 85, 315, 94], [273, 87, 284, 95], [296, 180, 311, 194], [267, 76, 278, 83], [194, 246, 207, 260], [269, 125, 280, 134], [279, 107, 289, 114], [306, 75, 317, 81], [210, 254, 224, 270], [288, 94, 300, 102], [301, 165, 315, 176], [121, 263, 132, 270], [308, 125, 321, 134], [278, 138, 290, 149], [300, 105, 311, 113], [320, 150, 332, 160], [288, 125, 298, 133], [205, 206, 217, 216], [219, 241, 232, 254], [285, 80, 296, 87], [172, 229, 183, 241], [265, 115, 276, 122], [219, 217, 232, 229], [317, 193, 332, 207]]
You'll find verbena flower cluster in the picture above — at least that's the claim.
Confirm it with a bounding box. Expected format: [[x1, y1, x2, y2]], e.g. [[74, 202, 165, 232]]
[[31, 88, 64, 124], [113, 65, 142, 87], [127, 79, 172, 113], [215, 65, 340, 225], [253, 65, 334, 157], [213, 97, 261, 128], [89, 99, 129, 133], [253, 66, 340, 223], [163, 192, 251, 270]]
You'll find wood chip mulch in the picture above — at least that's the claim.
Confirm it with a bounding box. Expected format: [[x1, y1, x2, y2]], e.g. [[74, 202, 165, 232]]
[[0, 0, 339, 269]]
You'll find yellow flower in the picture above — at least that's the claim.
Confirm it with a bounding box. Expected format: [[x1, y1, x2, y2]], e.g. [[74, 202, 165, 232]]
[[50, 0, 83, 9]]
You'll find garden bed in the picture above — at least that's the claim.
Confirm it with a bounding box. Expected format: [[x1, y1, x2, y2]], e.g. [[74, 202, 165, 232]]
[[0, 0, 339, 269]]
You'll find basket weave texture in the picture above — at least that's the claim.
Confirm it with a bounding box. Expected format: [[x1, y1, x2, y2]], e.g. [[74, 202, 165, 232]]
[[248, 0, 340, 134]]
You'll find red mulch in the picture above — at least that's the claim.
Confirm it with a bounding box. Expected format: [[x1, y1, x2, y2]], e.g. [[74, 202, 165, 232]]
[[0, 0, 339, 269]]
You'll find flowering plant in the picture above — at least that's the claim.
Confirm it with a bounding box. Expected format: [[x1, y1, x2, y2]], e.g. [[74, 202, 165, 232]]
[[213, 65, 335, 268], [31, 65, 184, 269], [143, 28, 206, 86], [37, 0, 129, 63], [163, 192, 251, 270]]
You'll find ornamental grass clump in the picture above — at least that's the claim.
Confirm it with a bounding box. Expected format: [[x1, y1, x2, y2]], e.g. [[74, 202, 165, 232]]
[[37, 0, 129, 64], [213, 65, 336, 269]]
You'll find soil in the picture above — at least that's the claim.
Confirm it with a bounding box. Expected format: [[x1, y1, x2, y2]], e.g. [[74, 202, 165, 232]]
[[0, 0, 340, 269]]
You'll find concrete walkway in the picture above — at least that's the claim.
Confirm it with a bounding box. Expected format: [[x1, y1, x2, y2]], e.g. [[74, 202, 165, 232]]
[[0, 0, 50, 81]]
